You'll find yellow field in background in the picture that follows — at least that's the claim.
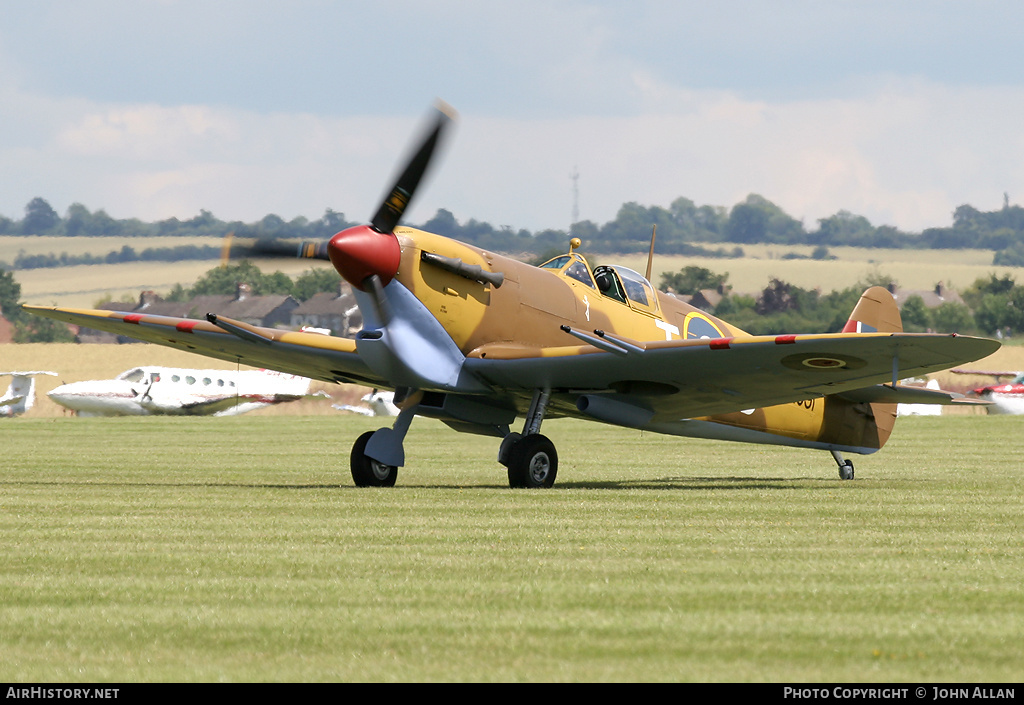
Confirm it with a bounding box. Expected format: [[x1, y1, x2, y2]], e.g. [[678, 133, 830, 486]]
[[7, 235, 1021, 309], [0, 235, 222, 257], [613, 247, 1019, 295], [13, 259, 336, 309]]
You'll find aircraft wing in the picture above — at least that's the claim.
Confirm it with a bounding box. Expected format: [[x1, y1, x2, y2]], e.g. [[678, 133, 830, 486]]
[[466, 330, 1000, 422], [0, 394, 26, 408], [25, 305, 998, 423], [334, 404, 376, 416], [170, 393, 306, 415], [24, 306, 380, 388], [951, 368, 1020, 377]]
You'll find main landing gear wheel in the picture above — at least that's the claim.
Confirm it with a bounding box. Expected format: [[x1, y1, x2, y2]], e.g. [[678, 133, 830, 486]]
[[351, 430, 398, 487], [506, 434, 558, 489]]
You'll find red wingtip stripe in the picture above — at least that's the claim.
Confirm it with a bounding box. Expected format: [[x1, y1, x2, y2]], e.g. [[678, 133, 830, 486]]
[[775, 335, 797, 344], [176, 321, 198, 333], [123, 314, 144, 324], [710, 337, 732, 350]]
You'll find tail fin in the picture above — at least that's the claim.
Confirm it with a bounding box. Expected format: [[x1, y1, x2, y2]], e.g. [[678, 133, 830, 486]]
[[842, 286, 902, 333], [836, 287, 902, 454], [0, 374, 35, 416], [0, 371, 58, 417]]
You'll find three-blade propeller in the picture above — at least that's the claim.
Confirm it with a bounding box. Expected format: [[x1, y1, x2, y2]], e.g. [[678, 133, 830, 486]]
[[219, 102, 481, 397]]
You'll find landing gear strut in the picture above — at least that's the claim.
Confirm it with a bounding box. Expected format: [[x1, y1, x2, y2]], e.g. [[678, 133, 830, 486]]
[[349, 402, 416, 487], [499, 389, 558, 488], [831, 450, 855, 480]]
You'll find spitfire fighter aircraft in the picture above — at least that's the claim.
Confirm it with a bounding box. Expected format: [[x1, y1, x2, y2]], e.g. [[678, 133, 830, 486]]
[[47, 366, 315, 417], [26, 104, 1000, 487]]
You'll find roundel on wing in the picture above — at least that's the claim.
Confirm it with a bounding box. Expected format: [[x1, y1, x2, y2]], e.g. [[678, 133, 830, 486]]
[[684, 313, 724, 340], [781, 353, 868, 371]]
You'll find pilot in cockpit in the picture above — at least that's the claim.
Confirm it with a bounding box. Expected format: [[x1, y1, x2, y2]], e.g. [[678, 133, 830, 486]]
[[594, 266, 626, 303]]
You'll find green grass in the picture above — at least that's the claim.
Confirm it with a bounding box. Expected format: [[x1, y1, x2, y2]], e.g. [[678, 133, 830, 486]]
[[1, 415, 1021, 682]]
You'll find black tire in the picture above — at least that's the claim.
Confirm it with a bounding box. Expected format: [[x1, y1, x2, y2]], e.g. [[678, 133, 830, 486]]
[[350, 430, 398, 487], [838, 460, 855, 481], [506, 434, 558, 489]]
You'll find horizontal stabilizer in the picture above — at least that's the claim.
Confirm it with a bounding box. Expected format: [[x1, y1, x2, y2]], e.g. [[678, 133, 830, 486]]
[[836, 384, 987, 406]]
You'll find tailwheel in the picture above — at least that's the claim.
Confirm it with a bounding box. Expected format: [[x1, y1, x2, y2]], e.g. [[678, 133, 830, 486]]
[[506, 433, 558, 489], [830, 450, 854, 480], [351, 430, 398, 487], [838, 460, 855, 481]]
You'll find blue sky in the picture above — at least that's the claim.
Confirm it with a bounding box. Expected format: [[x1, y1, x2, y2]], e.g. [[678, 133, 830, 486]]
[[3, 1, 1024, 235]]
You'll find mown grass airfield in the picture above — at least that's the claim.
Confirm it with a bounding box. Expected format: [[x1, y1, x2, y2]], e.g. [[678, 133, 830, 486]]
[[5, 228, 1024, 679], [2, 393, 1021, 681]]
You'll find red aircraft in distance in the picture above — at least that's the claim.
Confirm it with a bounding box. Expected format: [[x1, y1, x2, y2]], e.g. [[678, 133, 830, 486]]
[[952, 369, 1024, 414]]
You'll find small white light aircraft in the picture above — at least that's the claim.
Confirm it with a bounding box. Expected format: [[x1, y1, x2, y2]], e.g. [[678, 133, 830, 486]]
[[47, 366, 315, 417], [895, 378, 943, 417], [0, 371, 58, 417], [334, 389, 400, 417]]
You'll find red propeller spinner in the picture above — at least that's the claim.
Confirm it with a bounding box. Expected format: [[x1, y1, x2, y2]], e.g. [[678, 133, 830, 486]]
[[327, 102, 454, 291], [327, 225, 402, 291]]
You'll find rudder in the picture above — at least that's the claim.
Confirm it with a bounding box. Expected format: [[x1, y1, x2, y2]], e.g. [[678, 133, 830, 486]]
[[837, 286, 902, 456], [842, 286, 902, 334]]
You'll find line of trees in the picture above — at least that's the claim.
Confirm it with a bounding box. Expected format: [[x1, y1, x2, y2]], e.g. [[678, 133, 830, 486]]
[[0, 268, 75, 342], [5, 193, 1024, 266], [4, 244, 224, 270], [0, 198, 358, 241], [160, 261, 342, 302]]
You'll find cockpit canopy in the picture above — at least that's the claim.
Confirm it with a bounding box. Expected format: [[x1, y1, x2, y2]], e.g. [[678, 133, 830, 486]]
[[539, 253, 659, 314]]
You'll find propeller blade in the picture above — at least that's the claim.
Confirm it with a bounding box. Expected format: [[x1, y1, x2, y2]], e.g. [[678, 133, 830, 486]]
[[217, 103, 454, 294], [223, 236, 331, 262], [328, 102, 455, 291], [370, 102, 455, 235]]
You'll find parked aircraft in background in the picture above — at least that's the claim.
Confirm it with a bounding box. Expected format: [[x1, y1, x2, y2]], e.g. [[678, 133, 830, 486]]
[[896, 378, 943, 416], [26, 103, 1000, 487], [1, 371, 58, 417], [952, 369, 1024, 415], [47, 366, 315, 417], [335, 390, 399, 417]]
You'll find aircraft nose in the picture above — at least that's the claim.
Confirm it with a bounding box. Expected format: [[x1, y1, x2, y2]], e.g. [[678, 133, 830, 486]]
[[48, 380, 133, 411], [48, 382, 85, 409], [327, 225, 401, 291]]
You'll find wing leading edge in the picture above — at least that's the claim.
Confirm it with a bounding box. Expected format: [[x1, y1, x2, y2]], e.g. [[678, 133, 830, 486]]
[[23, 305, 380, 388], [25, 305, 998, 423]]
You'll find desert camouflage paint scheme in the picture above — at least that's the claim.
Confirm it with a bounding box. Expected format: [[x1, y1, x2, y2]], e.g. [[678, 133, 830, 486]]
[[25, 105, 999, 488]]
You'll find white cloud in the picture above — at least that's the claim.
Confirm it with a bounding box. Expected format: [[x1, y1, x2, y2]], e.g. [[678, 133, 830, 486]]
[[3, 62, 1024, 238], [55, 104, 240, 160]]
